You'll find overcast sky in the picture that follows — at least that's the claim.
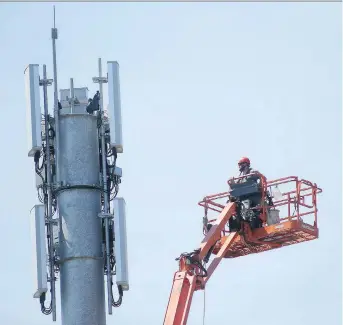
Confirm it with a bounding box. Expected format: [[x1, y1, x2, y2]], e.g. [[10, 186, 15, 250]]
[[0, 2, 341, 325]]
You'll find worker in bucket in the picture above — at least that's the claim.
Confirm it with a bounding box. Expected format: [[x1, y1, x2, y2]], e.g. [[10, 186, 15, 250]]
[[227, 157, 266, 230], [229, 157, 260, 184], [232, 157, 273, 205]]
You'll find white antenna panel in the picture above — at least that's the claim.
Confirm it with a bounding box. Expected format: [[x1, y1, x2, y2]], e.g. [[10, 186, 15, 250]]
[[107, 61, 123, 153], [113, 198, 129, 290], [31, 204, 48, 298], [59, 87, 89, 114], [25, 64, 42, 157]]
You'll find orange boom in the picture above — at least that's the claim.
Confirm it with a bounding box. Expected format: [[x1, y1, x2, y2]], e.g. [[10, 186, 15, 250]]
[[163, 174, 322, 325]]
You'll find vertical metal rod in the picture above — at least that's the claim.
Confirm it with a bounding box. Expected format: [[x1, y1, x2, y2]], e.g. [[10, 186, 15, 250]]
[[52, 6, 60, 184], [50, 8, 59, 321], [70, 78, 74, 113], [98, 57, 113, 315], [42, 64, 57, 321]]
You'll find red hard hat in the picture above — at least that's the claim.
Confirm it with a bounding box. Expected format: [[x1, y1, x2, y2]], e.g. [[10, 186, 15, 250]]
[[238, 157, 250, 165]]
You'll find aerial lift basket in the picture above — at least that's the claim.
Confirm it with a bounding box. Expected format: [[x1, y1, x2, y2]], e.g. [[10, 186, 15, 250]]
[[198, 175, 322, 258]]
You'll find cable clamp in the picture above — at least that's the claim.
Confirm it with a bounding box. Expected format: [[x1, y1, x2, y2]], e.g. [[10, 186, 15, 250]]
[[98, 212, 113, 219]]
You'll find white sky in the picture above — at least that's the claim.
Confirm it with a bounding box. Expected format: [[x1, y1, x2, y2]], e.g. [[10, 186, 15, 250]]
[[0, 3, 341, 325]]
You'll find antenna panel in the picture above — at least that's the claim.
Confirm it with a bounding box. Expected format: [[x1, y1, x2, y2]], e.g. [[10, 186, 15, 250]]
[[74, 87, 89, 104], [31, 204, 48, 298], [113, 198, 129, 290], [59, 89, 71, 108], [59, 87, 89, 114], [25, 64, 42, 157], [107, 61, 123, 153]]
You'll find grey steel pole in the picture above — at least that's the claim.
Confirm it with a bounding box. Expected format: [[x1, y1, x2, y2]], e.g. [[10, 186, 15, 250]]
[[58, 113, 106, 325], [51, 7, 60, 184], [42, 64, 57, 321], [97, 57, 113, 315]]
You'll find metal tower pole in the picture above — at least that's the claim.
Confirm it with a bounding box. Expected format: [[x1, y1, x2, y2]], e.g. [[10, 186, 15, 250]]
[[58, 113, 106, 325], [27, 7, 127, 323], [42, 64, 57, 321], [97, 57, 113, 315], [51, 7, 60, 184]]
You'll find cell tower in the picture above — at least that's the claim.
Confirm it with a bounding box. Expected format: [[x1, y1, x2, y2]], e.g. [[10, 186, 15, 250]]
[[25, 8, 128, 325]]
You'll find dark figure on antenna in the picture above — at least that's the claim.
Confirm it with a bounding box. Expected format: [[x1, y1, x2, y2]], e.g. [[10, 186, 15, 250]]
[[86, 91, 101, 114]]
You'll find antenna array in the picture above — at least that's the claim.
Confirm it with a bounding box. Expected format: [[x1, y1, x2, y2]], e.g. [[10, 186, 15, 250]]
[[25, 7, 128, 325]]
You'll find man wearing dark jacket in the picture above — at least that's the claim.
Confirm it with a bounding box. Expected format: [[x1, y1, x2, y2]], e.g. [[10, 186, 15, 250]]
[[228, 157, 264, 231]]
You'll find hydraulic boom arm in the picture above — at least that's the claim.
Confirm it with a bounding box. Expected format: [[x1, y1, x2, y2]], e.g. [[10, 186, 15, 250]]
[[163, 174, 322, 325], [163, 202, 239, 325]]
